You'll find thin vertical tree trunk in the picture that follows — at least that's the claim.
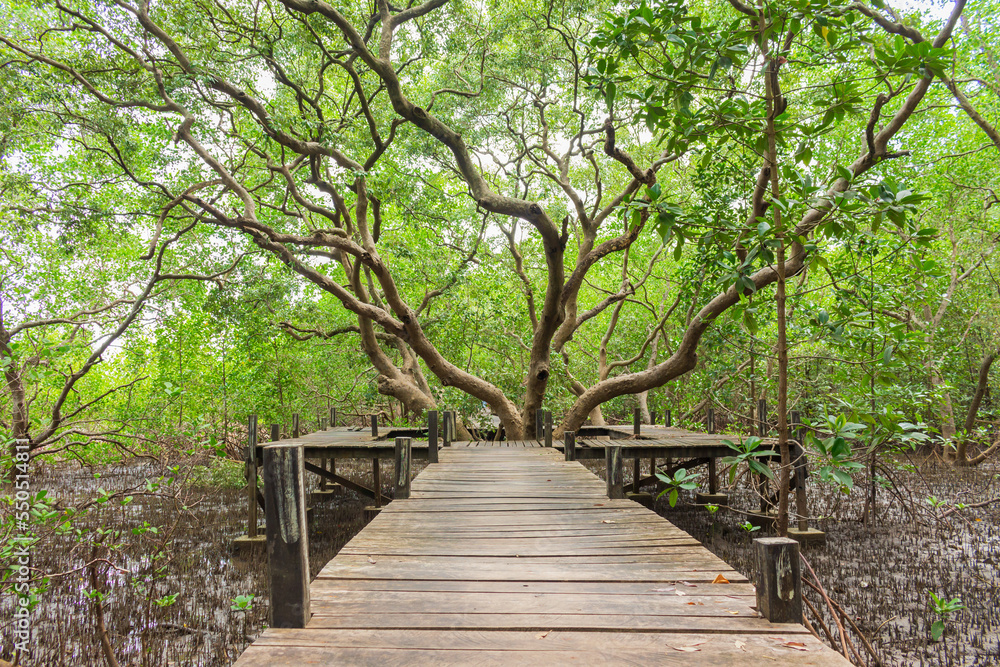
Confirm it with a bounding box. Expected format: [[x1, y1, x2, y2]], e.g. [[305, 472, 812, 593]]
[[761, 13, 791, 537]]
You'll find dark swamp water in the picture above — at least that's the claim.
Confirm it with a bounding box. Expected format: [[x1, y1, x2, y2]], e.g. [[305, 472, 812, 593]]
[[1, 454, 997, 666]]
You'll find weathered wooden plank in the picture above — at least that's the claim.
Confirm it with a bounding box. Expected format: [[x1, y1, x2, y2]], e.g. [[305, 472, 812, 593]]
[[306, 613, 807, 633]]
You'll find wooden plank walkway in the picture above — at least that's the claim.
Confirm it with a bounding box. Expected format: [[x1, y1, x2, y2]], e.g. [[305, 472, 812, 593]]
[[234, 446, 847, 665]]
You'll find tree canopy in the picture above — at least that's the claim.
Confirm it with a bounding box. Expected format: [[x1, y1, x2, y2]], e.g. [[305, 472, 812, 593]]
[[3, 0, 1000, 467]]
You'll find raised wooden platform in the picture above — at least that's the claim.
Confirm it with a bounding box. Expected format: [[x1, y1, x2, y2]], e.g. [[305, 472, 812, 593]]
[[234, 447, 846, 665]]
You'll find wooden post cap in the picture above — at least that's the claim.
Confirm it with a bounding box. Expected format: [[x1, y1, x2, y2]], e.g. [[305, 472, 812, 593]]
[[754, 537, 802, 624]]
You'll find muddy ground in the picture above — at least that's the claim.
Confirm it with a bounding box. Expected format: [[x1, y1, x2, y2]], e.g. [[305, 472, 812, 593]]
[[0, 453, 997, 666]]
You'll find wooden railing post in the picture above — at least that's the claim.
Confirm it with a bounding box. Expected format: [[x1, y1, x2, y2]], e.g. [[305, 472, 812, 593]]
[[329, 406, 336, 427], [370, 414, 379, 438], [664, 409, 672, 428], [246, 415, 259, 538], [269, 423, 280, 443], [443, 410, 452, 447], [754, 537, 802, 623], [544, 411, 552, 447], [292, 413, 300, 439], [633, 407, 641, 436], [757, 399, 767, 437], [319, 417, 327, 431], [564, 431, 576, 461], [262, 443, 311, 628], [394, 437, 412, 499], [428, 410, 439, 463], [605, 445, 624, 499], [707, 407, 715, 434], [535, 408, 544, 441]]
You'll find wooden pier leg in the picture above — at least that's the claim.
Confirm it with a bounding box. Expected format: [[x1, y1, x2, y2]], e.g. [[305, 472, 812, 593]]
[[696, 455, 729, 507], [633, 407, 641, 436], [544, 411, 552, 448], [787, 440, 826, 544], [605, 445, 624, 499], [394, 437, 412, 500], [370, 414, 379, 438], [664, 410, 672, 428], [247, 415, 259, 537], [535, 408, 544, 441], [564, 431, 576, 461], [428, 410, 439, 463], [292, 413, 300, 439], [754, 537, 802, 623], [372, 458, 382, 507], [262, 443, 311, 628], [632, 458, 641, 493]]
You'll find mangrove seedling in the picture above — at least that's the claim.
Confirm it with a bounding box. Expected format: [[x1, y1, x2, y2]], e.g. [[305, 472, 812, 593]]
[[654, 468, 700, 507], [928, 591, 964, 641]]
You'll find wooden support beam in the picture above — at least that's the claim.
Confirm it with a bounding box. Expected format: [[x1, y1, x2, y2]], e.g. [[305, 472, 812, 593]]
[[247, 415, 259, 538], [394, 437, 412, 499], [633, 407, 641, 436], [708, 456, 718, 494], [292, 413, 300, 439], [564, 431, 576, 461], [303, 462, 375, 500], [370, 415, 379, 438], [754, 537, 802, 623], [427, 411, 439, 463], [544, 411, 552, 448], [605, 445, 624, 499], [631, 457, 640, 493], [262, 443, 311, 629], [757, 399, 767, 437]]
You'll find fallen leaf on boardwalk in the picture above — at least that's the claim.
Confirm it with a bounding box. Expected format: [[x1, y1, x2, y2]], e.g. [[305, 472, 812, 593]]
[[725, 610, 740, 615], [768, 637, 810, 651], [367, 556, 377, 564], [670, 642, 705, 652], [675, 591, 687, 596], [735, 640, 747, 652], [781, 642, 808, 651], [536, 630, 552, 639], [601, 520, 614, 523], [712, 574, 730, 584], [678, 581, 697, 587]]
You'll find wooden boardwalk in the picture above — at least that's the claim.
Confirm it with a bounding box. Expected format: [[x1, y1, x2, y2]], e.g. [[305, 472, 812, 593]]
[[235, 446, 847, 665]]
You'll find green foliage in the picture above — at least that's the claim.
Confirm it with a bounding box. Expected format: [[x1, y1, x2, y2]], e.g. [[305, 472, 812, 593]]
[[928, 591, 965, 641], [721, 437, 778, 484], [231, 594, 255, 612], [654, 467, 700, 507]]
